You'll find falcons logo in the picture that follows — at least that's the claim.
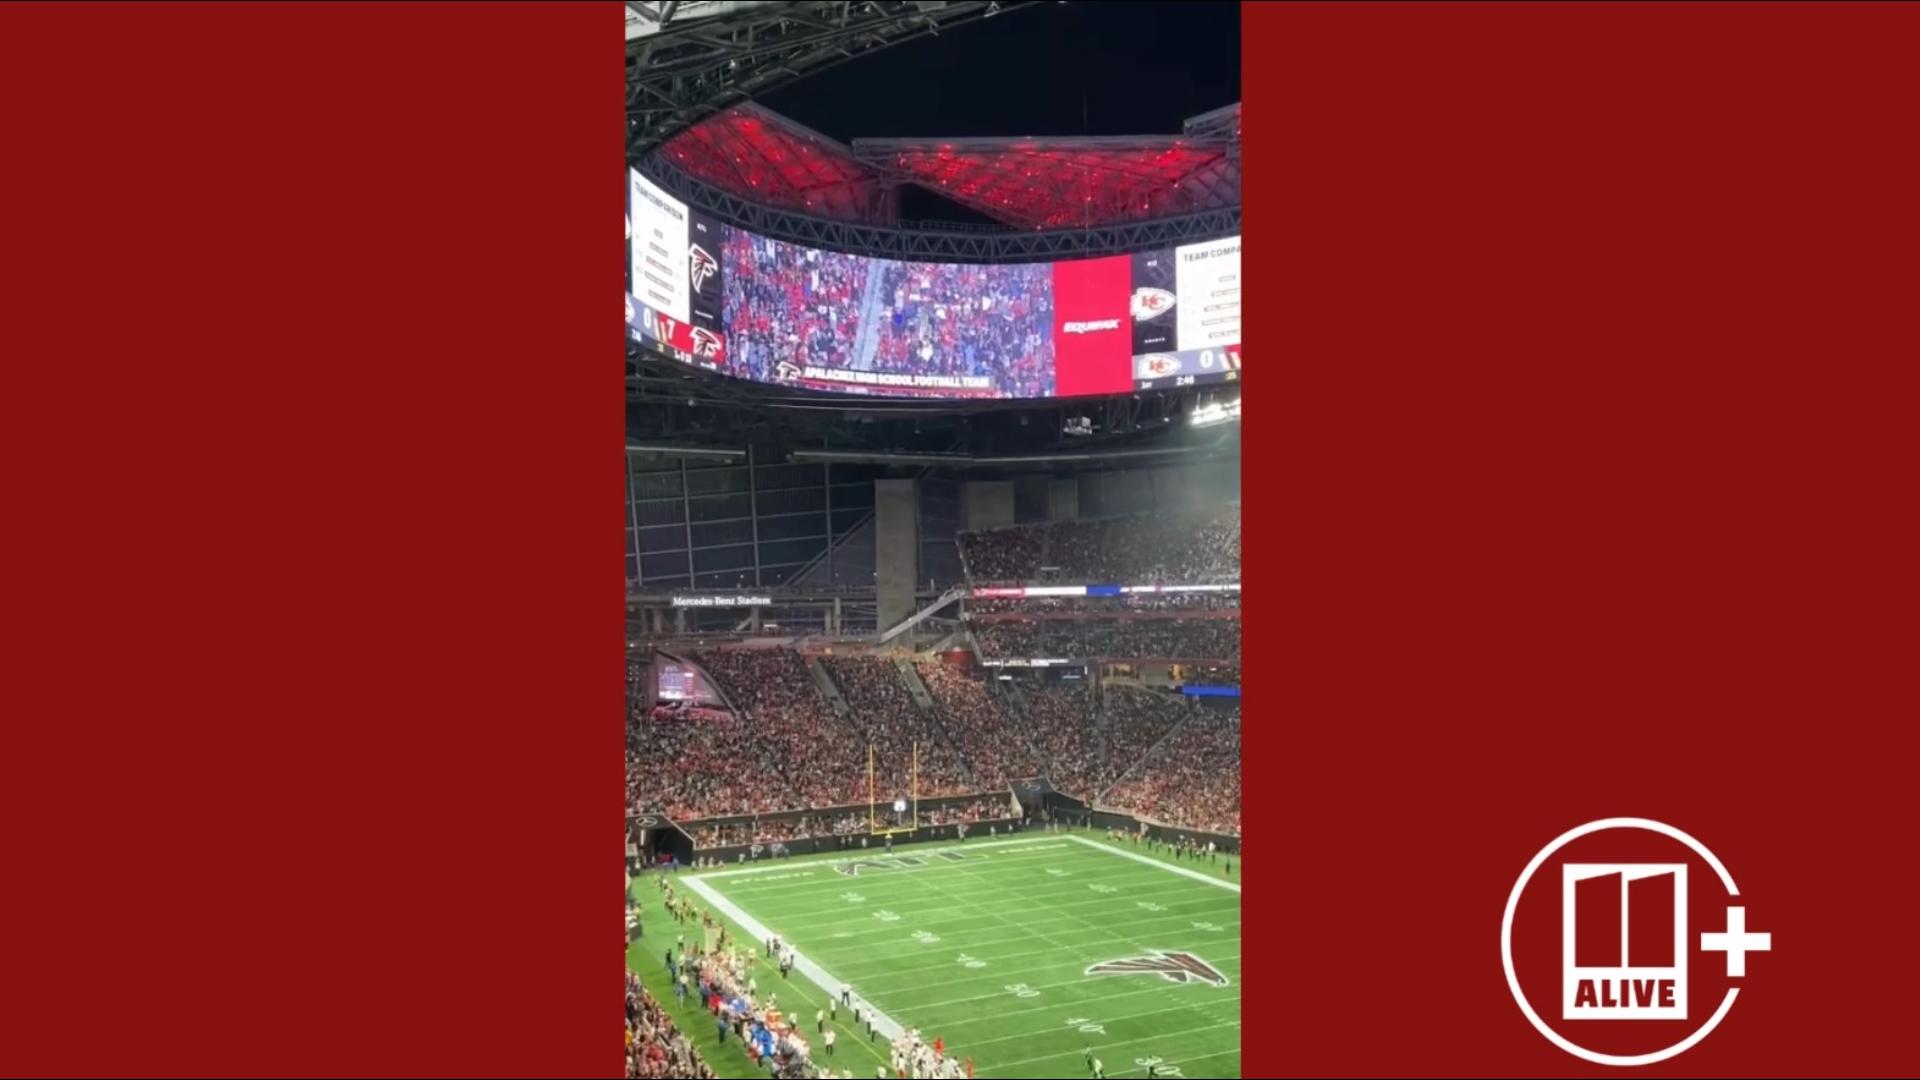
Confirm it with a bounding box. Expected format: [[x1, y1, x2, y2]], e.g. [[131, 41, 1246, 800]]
[[774, 360, 802, 382], [690, 327, 722, 359], [1086, 951, 1229, 987], [689, 244, 718, 294]]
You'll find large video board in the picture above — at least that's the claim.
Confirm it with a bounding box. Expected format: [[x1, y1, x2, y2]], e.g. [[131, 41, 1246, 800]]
[[627, 168, 1239, 398]]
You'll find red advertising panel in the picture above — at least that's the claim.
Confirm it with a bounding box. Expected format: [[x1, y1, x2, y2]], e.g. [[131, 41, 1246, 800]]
[[1051, 254, 1134, 396]]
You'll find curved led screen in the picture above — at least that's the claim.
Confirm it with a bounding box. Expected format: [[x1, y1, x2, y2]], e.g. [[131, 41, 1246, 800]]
[[628, 168, 1239, 398]]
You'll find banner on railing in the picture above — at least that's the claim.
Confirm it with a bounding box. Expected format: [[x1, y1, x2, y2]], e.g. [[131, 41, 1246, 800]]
[[968, 582, 1240, 600]]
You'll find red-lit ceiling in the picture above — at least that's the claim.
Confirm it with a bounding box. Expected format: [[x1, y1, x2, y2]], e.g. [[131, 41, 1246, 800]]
[[854, 137, 1236, 229], [659, 103, 891, 223], [658, 102, 1240, 231]]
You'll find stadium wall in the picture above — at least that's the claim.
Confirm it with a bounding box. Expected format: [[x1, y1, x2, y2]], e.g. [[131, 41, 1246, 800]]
[[875, 478, 920, 629], [1087, 809, 1242, 855], [961, 480, 1015, 532]]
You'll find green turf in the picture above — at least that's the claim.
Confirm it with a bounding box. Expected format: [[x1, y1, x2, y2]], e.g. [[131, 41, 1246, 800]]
[[658, 830, 1240, 1079]]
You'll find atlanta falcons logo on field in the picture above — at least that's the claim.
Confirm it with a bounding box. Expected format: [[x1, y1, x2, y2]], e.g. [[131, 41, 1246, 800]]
[[1131, 287, 1176, 320], [690, 327, 722, 359], [689, 244, 718, 293], [1086, 951, 1228, 987]]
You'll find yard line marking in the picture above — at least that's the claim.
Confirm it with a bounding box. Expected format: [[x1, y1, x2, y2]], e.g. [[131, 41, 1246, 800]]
[[692, 835, 1066, 880], [971, 1019, 1241, 1074], [775, 880, 1228, 922], [682, 875, 907, 1044], [952, 1000, 1246, 1049], [830, 925, 1246, 979], [1105, 1047, 1242, 1077], [905, 979, 1240, 1027], [1068, 835, 1241, 893], [904, 970, 1242, 1012]]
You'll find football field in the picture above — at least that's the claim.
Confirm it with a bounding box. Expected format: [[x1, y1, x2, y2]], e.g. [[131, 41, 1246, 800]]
[[676, 832, 1240, 1078]]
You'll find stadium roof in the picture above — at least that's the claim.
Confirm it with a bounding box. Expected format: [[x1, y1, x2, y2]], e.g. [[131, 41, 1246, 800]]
[[658, 103, 893, 224], [656, 101, 1240, 230]]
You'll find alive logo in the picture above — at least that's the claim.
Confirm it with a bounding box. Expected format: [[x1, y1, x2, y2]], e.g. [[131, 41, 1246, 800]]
[[1503, 819, 1773, 1066]]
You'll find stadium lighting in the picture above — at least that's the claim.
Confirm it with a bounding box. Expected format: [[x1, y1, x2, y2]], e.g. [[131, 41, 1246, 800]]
[[1189, 397, 1241, 428]]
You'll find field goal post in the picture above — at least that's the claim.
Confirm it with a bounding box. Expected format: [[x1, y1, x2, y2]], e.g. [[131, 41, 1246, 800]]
[[868, 741, 920, 836]]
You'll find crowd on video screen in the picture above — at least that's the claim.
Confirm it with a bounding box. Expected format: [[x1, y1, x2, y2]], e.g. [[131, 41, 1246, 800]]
[[722, 230, 1054, 398]]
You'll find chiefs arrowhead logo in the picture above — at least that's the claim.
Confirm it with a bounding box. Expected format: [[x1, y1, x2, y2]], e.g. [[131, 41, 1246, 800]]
[[690, 326, 723, 359], [1086, 951, 1228, 987], [689, 244, 718, 294], [625, 294, 635, 325], [1138, 354, 1182, 379], [1131, 287, 1176, 321]]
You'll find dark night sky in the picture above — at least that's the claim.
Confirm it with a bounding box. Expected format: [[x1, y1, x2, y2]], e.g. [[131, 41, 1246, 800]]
[[758, 1, 1240, 143]]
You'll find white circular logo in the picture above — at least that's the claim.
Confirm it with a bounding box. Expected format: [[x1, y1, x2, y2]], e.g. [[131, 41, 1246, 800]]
[[1502, 817, 1772, 1066]]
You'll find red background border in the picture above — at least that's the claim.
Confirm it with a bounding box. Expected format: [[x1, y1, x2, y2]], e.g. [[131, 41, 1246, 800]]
[[1244, 3, 1919, 1076], [1, 2, 1916, 1076], [0, 3, 618, 1076]]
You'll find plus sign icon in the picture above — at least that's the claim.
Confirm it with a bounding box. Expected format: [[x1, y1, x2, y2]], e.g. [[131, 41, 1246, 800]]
[[1503, 818, 1773, 1065]]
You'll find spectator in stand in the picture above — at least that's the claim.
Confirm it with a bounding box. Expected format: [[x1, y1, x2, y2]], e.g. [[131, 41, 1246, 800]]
[[958, 506, 1240, 584], [970, 617, 1240, 662], [626, 972, 718, 1079], [823, 657, 972, 797], [1101, 706, 1241, 836], [628, 651, 1238, 841], [914, 660, 1040, 789]]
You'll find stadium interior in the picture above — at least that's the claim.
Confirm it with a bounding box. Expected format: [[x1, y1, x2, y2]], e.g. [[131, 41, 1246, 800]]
[[627, 5, 1240, 1078]]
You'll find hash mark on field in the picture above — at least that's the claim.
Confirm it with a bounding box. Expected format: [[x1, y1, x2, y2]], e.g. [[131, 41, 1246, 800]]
[[1066, 835, 1240, 893], [971, 1019, 1240, 1075]]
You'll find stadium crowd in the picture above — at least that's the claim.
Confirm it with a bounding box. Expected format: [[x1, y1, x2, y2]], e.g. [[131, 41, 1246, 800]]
[[958, 505, 1241, 583], [627, 649, 868, 818], [966, 592, 1239, 615], [822, 657, 974, 796], [971, 616, 1241, 661], [627, 649, 1238, 837], [1102, 706, 1241, 835], [720, 232, 1054, 399], [1017, 684, 1106, 800], [723, 232, 868, 383], [913, 659, 1039, 787], [626, 972, 716, 1079], [872, 261, 1053, 398]]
